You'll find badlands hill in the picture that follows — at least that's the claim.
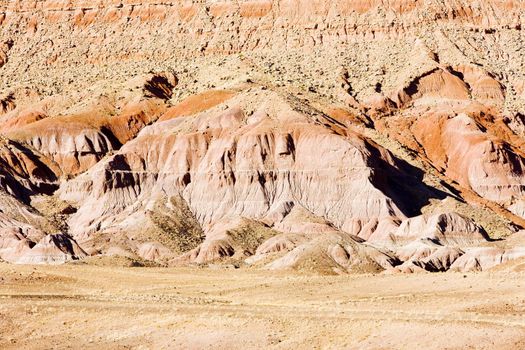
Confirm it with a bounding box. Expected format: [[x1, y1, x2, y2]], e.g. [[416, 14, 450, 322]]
[[1, 0, 525, 273]]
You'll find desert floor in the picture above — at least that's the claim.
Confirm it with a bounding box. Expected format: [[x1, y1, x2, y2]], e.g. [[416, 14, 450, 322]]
[[0, 263, 524, 349]]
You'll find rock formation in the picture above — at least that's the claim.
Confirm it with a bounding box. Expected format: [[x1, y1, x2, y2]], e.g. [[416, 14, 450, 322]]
[[1, 0, 525, 272]]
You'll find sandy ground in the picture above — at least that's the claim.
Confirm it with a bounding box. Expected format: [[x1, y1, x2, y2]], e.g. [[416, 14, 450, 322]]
[[0, 263, 524, 349]]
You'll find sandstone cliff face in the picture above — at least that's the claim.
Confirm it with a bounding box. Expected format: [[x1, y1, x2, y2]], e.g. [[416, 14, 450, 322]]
[[0, 0, 525, 272]]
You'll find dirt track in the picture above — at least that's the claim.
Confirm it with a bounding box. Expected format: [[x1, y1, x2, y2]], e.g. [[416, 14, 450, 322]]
[[0, 264, 524, 349]]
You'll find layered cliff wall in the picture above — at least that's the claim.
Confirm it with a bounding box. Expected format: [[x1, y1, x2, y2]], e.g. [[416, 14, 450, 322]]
[[1, 0, 524, 110]]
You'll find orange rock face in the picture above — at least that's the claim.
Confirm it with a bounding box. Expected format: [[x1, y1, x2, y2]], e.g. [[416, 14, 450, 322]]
[[0, 0, 525, 271]]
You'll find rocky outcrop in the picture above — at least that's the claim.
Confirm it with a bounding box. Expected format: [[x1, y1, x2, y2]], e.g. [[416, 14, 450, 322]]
[[450, 247, 525, 272], [0, 138, 59, 200], [14, 234, 87, 264], [369, 212, 489, 247], [0, 225, 86, 264], [3, 72, 177, 177], [0, 227, 37, 263], [411, 114, 525, 203], [58, 91, 409, 241], [266, 232, 399, 274]]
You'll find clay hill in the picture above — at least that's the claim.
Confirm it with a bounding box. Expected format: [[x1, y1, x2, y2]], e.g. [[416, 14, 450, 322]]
[[1, 0, 525, 273]]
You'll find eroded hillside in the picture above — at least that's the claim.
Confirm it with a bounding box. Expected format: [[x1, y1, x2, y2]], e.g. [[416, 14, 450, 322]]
[[1, 0, 525, 273]]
